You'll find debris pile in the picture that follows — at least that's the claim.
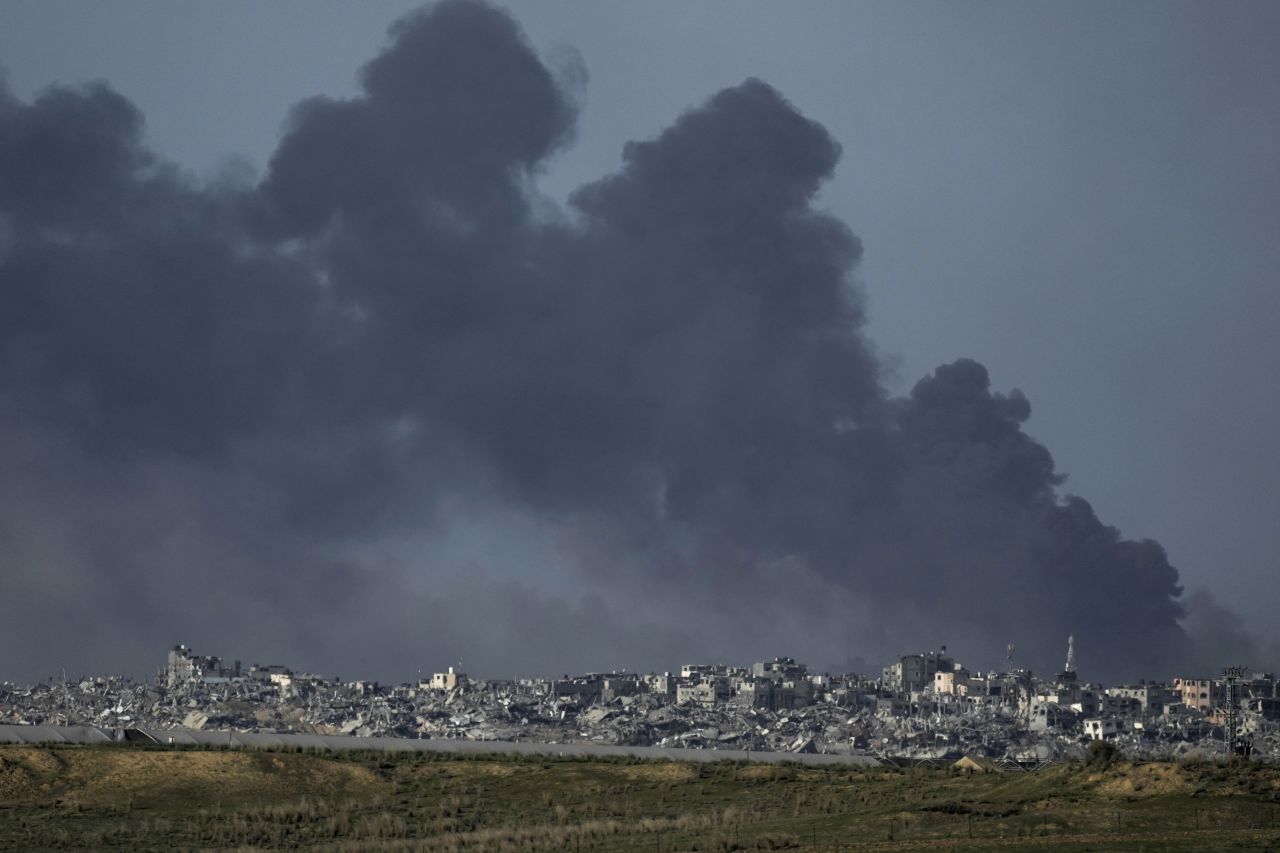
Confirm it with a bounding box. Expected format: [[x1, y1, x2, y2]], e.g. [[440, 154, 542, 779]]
[[2, 646, 1276, 763]]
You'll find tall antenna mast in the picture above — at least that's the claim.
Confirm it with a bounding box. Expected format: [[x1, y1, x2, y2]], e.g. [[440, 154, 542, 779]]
[[1223, 665, 1247, 764]]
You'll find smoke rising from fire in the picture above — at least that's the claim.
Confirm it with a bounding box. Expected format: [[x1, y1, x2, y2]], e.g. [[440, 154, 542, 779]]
[[0, 0, 1240, 682]]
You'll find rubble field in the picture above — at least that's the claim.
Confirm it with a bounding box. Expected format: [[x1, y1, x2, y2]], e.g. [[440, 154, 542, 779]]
[[5, 646, 1277, 765]]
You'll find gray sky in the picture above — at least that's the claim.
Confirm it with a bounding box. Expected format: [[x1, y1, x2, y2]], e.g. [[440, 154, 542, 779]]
[[0, 0, 1276, 681]]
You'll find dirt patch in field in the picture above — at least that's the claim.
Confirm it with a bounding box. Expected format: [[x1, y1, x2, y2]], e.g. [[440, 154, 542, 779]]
[[13, 749, 64, 774], [615, 762, 700, 782], [0, 754, 40, 800], [0, 748, 75, 802], [580, 761, 700, 783], [1096, 763, 1192, 798], [735, 765, 797, 782], [0, 747, 384, 809], [462, 761, 522, 777]]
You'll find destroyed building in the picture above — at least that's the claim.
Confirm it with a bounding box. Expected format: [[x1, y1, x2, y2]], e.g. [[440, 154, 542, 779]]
[[2, 642, 1278, 765], [164, 644, 240, 687], [883, 649, 954, 694]]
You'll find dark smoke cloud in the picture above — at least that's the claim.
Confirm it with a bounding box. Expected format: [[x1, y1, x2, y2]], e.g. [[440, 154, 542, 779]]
[[1181, 589, 1278, 675], [0, 0, 1221, 682]]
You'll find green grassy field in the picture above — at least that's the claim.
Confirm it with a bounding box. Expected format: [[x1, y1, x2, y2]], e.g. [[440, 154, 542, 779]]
[[2, 744, 1279, 851]]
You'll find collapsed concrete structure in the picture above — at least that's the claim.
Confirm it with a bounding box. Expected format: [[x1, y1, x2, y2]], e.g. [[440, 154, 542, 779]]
[[2, 645, 1277, 763]]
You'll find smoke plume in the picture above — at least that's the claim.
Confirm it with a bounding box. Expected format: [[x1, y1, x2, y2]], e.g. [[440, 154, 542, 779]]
[[0, 0, 1222, 682]]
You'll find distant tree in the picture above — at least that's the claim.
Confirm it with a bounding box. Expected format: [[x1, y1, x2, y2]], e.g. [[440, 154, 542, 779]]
[[1085, 739, 1118, 771]]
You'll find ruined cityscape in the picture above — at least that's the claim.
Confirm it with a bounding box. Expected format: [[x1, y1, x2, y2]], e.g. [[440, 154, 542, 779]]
[[3, 638, 1275, 766]]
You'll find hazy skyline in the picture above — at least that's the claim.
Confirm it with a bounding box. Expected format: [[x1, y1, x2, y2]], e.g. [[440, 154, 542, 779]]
[[1, 1, 1276, 683]]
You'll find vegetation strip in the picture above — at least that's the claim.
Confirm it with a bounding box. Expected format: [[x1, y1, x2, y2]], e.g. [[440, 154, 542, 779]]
[[2, 743, 1279, 851]]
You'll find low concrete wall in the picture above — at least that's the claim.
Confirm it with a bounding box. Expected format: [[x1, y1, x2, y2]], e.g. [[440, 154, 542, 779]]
[[0, 723, 880, 766]]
